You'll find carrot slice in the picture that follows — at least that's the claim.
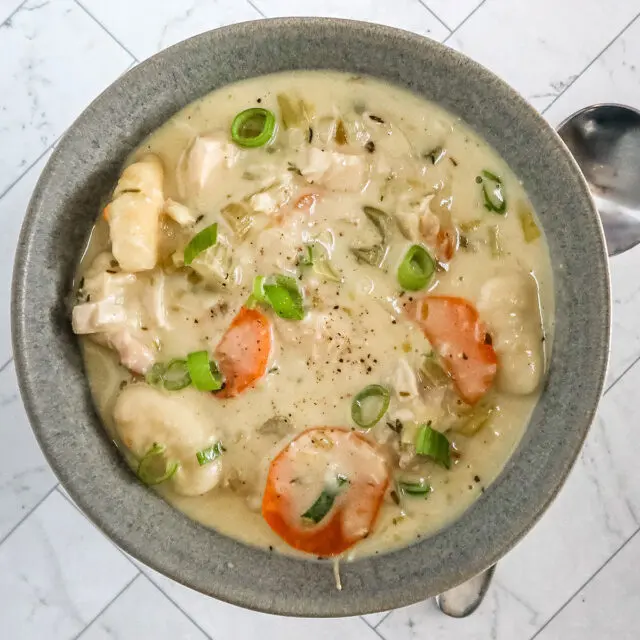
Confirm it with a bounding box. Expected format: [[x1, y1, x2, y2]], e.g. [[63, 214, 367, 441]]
[[262, 427, 389, 556], [294, 191, 320, 213], [214, 307, 272, 398], [405, 295, 497, 404]]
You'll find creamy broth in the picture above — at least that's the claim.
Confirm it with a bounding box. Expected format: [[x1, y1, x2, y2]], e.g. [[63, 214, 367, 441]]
[[74, 71, 553, 559]]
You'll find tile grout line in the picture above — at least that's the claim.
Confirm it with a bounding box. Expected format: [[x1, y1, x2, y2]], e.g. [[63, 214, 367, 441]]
[[0, 0, 27, 28], [529, 525, 640, 639], [245, 0, 267, 19], [541, 10, 640, 116], [71, 572, 140, 640], [55, 487, 215, 639], [0, 139, 58, 202], [442, 0, 487, 44], [416, 0, 452, 35], [603, 353, 640, 396], [145, 577, 216, 640], [0, 356, 14, 374], [73, 0, 139, 63], [0, 484, 58, 546]]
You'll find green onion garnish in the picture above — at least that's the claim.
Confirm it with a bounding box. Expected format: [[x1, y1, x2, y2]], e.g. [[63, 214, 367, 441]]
[[363, 206, 392, 241], [184, 223, 218, 265], [186, 351, 224, 392], [262, 275, 305, 320], [480, 170, 507, 214], [196, 441, 225, 466], [301, 475, 349, 524], [297, 245, 314, 267], [145, 360, 191, 391], [230, 108, 277, 148], [137, 443, 179, 486], [351, 384, 391, 429], [397, 244, 436, 291], [398, 478, 431, 496], [415, 423, 451, 469]]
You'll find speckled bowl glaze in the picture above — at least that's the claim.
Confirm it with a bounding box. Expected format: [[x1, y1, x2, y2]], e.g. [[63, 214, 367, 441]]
[[12, 18, 610, 616]]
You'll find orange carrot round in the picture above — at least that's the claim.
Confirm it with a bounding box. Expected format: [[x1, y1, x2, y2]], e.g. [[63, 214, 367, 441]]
[[262, 427, 389, 556], [405, 295, 497, 404], [215, 307, 272, 398]]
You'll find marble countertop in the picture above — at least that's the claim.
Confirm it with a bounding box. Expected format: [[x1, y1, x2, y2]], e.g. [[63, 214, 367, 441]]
[[2, 1, 640, 638]]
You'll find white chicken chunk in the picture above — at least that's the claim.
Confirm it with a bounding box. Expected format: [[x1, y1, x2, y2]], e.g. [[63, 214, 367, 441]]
[[106, 155, 165, 272], [478, 272, 545, 395], [299, 147, 368, 192], [178, 134, 240, 198], [114, 385, 223, 496]]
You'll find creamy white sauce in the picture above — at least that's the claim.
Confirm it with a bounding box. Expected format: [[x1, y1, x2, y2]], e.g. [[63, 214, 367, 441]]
[[75, 71, 554, 559]]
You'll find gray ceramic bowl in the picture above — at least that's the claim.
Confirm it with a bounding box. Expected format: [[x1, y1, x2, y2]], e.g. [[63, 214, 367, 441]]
[[12, 18, 609, 616]]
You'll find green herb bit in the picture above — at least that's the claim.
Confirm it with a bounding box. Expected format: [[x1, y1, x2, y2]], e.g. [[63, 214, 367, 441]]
[[350, 244, 387, 267], [184, 223, 218, 265], [363, 205, 393, 241], [196, 442, 226, 466], [488, 225, 504, 258], [415, 423, 451, 469], [351, 384, 391, 429], [301, 476, 349, 524], [518, 203, 541, 242], [397, 244, 436, 291], [480, 170, 507, 214], [137, 443, 179, 486], [397, 478, 431, 496], [252, 274, 305, 320], [425, 146, 446, 165]]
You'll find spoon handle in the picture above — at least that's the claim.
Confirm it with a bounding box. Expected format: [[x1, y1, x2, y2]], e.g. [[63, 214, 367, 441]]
[[435, 564, 496, 618]]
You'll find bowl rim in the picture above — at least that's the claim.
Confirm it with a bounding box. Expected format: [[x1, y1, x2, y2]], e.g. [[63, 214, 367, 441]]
[[11, 17, 610, 616]]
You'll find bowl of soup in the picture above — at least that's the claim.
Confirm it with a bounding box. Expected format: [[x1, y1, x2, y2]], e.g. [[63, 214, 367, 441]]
[[12, 18, 609, 616]]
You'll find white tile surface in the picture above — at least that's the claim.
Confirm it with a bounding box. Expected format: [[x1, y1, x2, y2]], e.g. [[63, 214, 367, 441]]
[[536, 530, 640, 640], [0, 0, 23, 25], [423, 0, 483, 30], [2, 1, 640, 638], [0, 359, 57, 542], [252, 0, 451, 39], [80, 575, 208, 640], [449, 0, 640, 111], [143, 565, 381, 640], [0, 0, 132, 196], [77, 0, 263, 61], [0, 491, 138, 639]]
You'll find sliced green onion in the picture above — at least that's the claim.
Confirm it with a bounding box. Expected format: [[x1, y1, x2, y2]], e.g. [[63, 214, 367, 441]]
[[252, 275, 267, 302], [163, 359, 191, 391], [480, 170, 507, 214], [230, 108, 276, 148], [196, 441, 226, 466], [184, 223, 218, 266], [397, 478, 431, 496], [488, 225, 504, 258], [518, 204, 541, 242], [145, 360, 191, 391], [301, 475, 349, 524], [137, 443, 179, 486], [350, 244, 386, 267], [262, 275, 305, 320], [351, 384, 391, 429], [397, 244, 436, 291], [186, 351, 224, 392], [415, 423, 451, 469]]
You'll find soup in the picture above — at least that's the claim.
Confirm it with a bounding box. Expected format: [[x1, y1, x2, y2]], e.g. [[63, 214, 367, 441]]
[[72, 71, 553, 559]]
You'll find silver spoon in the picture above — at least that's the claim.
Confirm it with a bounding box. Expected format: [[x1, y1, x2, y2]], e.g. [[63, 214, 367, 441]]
[[436, 103, 640, 618]]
